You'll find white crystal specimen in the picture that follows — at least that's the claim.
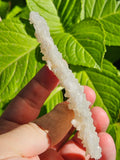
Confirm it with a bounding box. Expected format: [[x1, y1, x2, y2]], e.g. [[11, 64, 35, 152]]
[[29, 11, 102, 159]]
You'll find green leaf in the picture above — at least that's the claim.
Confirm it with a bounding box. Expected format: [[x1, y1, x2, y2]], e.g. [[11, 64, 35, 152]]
[[6, 5, 23, 19], [70, 59, 120, 123], [53, 19, 105, 68], [26, 0, 64, 34], [107, 123, 120, 160], [81, 0, 120, 46], [70, 19, 105, 68], [27, 0, 105, 69], [19, 7, 30, 20], [0, 108, 3, 116], [44, 86, 63, 113], [52, 0, 81, 29], [5, 0, 27, 19], [39, 86, 63, 117], [0, 0, 9, 19], [0, 18, 44, 109]]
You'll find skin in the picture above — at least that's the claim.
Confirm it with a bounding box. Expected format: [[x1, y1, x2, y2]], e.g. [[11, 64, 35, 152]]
[[0, 65, 116, 160]]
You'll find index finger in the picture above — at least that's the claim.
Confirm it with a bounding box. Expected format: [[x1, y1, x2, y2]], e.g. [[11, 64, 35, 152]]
[[1, 65, 59, 124]]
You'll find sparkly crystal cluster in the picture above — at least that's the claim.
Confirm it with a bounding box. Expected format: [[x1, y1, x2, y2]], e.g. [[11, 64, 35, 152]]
[[29, 11, 102, 159]]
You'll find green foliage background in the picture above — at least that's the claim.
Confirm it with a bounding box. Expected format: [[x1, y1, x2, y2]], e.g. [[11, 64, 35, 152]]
[[0, 0, 120, 159]]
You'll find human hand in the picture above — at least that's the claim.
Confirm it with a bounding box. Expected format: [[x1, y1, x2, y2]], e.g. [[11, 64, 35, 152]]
[[0, 65, 116, 160]]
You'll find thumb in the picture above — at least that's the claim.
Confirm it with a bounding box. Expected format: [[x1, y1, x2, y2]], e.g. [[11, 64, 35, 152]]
[[0, 122, 49, 159], [0, 102, 74, 160]]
